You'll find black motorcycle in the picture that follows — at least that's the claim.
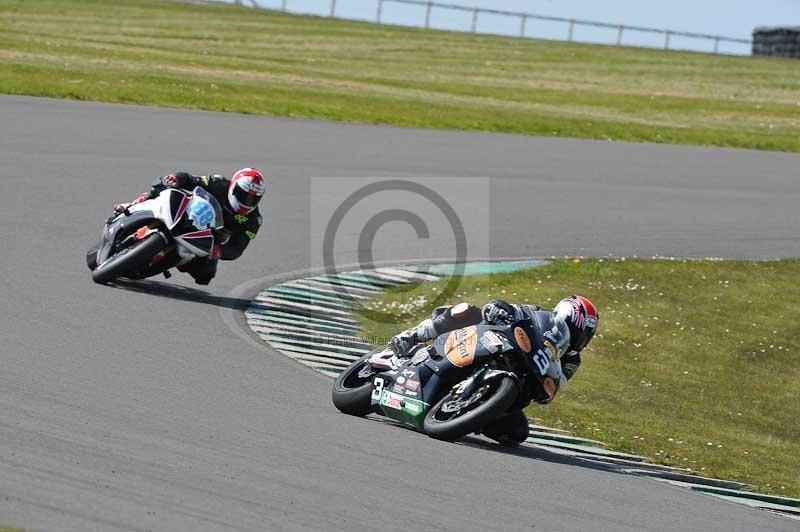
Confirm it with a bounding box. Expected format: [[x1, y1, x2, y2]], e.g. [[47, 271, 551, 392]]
[[332, 318, 561, 443]]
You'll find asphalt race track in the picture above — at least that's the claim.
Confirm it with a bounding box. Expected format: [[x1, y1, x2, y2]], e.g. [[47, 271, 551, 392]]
[[1, 94, 798, 532]]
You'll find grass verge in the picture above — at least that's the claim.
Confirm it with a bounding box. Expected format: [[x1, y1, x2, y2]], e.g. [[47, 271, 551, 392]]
[[0, 0, 798, 151], [359, 259, 800, 497]]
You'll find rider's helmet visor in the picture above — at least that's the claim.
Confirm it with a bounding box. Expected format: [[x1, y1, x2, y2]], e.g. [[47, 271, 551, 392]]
[[233, 185, 261, 208]]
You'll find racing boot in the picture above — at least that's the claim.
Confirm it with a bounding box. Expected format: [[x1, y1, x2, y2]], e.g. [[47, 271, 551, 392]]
[[178, 257, 218, 285], [481, 409, 530, 447]]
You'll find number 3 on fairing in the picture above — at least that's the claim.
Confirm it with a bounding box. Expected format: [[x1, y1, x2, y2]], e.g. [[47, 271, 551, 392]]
[[532, 349, 550, 375], [371, 377, 385, 400]]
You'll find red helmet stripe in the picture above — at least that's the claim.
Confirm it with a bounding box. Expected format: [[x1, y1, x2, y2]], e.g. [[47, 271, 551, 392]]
[[577, 295, 598, 320]]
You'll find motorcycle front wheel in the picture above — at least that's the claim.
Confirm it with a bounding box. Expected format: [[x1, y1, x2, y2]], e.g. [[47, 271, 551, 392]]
[[86, 243, 99, 271], [423, 375, 518, 442], [91, 233, 166, 285]]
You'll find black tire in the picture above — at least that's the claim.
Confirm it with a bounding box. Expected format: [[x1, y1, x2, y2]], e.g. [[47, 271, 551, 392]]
[[86, 243, 99, 271], [91, 233, 166, 285], [332, 353, 377, 417], [423, 375, 518, 442]]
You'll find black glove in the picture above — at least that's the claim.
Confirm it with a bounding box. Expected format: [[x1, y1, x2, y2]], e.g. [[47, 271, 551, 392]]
[[106, 202, 131, 224], [112, 202, 132, 214], [482, 300, 516, 324], [214, 228, 232, 245], [390, 330, 419, 357], [162, 172, 192, 189]]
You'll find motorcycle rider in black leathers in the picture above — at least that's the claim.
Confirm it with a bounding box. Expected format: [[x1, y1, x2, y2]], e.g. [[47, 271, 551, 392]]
[[114, 168, 266, 285], [390, 295, 599, 445]]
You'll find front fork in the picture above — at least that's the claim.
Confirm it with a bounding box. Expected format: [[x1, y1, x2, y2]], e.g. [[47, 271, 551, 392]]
[[452, 366, 521, 398]]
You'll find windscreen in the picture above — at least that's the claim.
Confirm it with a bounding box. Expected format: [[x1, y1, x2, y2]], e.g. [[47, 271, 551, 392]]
[[188, 187, 224, 230]]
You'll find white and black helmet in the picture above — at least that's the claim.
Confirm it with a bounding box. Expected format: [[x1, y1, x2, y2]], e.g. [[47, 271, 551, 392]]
[[553, 295, 599, 352]]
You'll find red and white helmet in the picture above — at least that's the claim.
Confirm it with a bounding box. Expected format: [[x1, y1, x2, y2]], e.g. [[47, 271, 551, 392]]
[[553, 295, 599, 352], [228, 167, 265, 215]]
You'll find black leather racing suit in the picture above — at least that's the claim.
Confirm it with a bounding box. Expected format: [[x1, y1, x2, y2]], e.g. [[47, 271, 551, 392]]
[[393, 300, 582, 444], [145, 172, 263, 284]]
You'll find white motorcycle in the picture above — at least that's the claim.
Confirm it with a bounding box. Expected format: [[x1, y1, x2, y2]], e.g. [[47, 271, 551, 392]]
[[87, 187, 224, 285]]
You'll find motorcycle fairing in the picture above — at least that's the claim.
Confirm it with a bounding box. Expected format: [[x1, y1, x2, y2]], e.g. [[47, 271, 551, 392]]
[[430, 323, 515, 375], [127, 188, 188, 230], [433, 320, 557, 404], [370, 363, 431, 428], [168, 189, 220, 258], [173, 226, 214, 257], [443, 325, 479, 367], [129, 189, 216, 260], [96, 209, 162, 266]]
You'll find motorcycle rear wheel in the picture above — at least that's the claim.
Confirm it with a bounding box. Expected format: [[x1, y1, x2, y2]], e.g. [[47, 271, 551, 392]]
[[332, 353, 377, 417], [423, 375, 518, 442], [91, 233, 166, 285]]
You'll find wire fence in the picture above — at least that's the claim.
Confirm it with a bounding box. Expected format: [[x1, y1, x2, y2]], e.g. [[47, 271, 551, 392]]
[[233, 0, 752, 54]]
